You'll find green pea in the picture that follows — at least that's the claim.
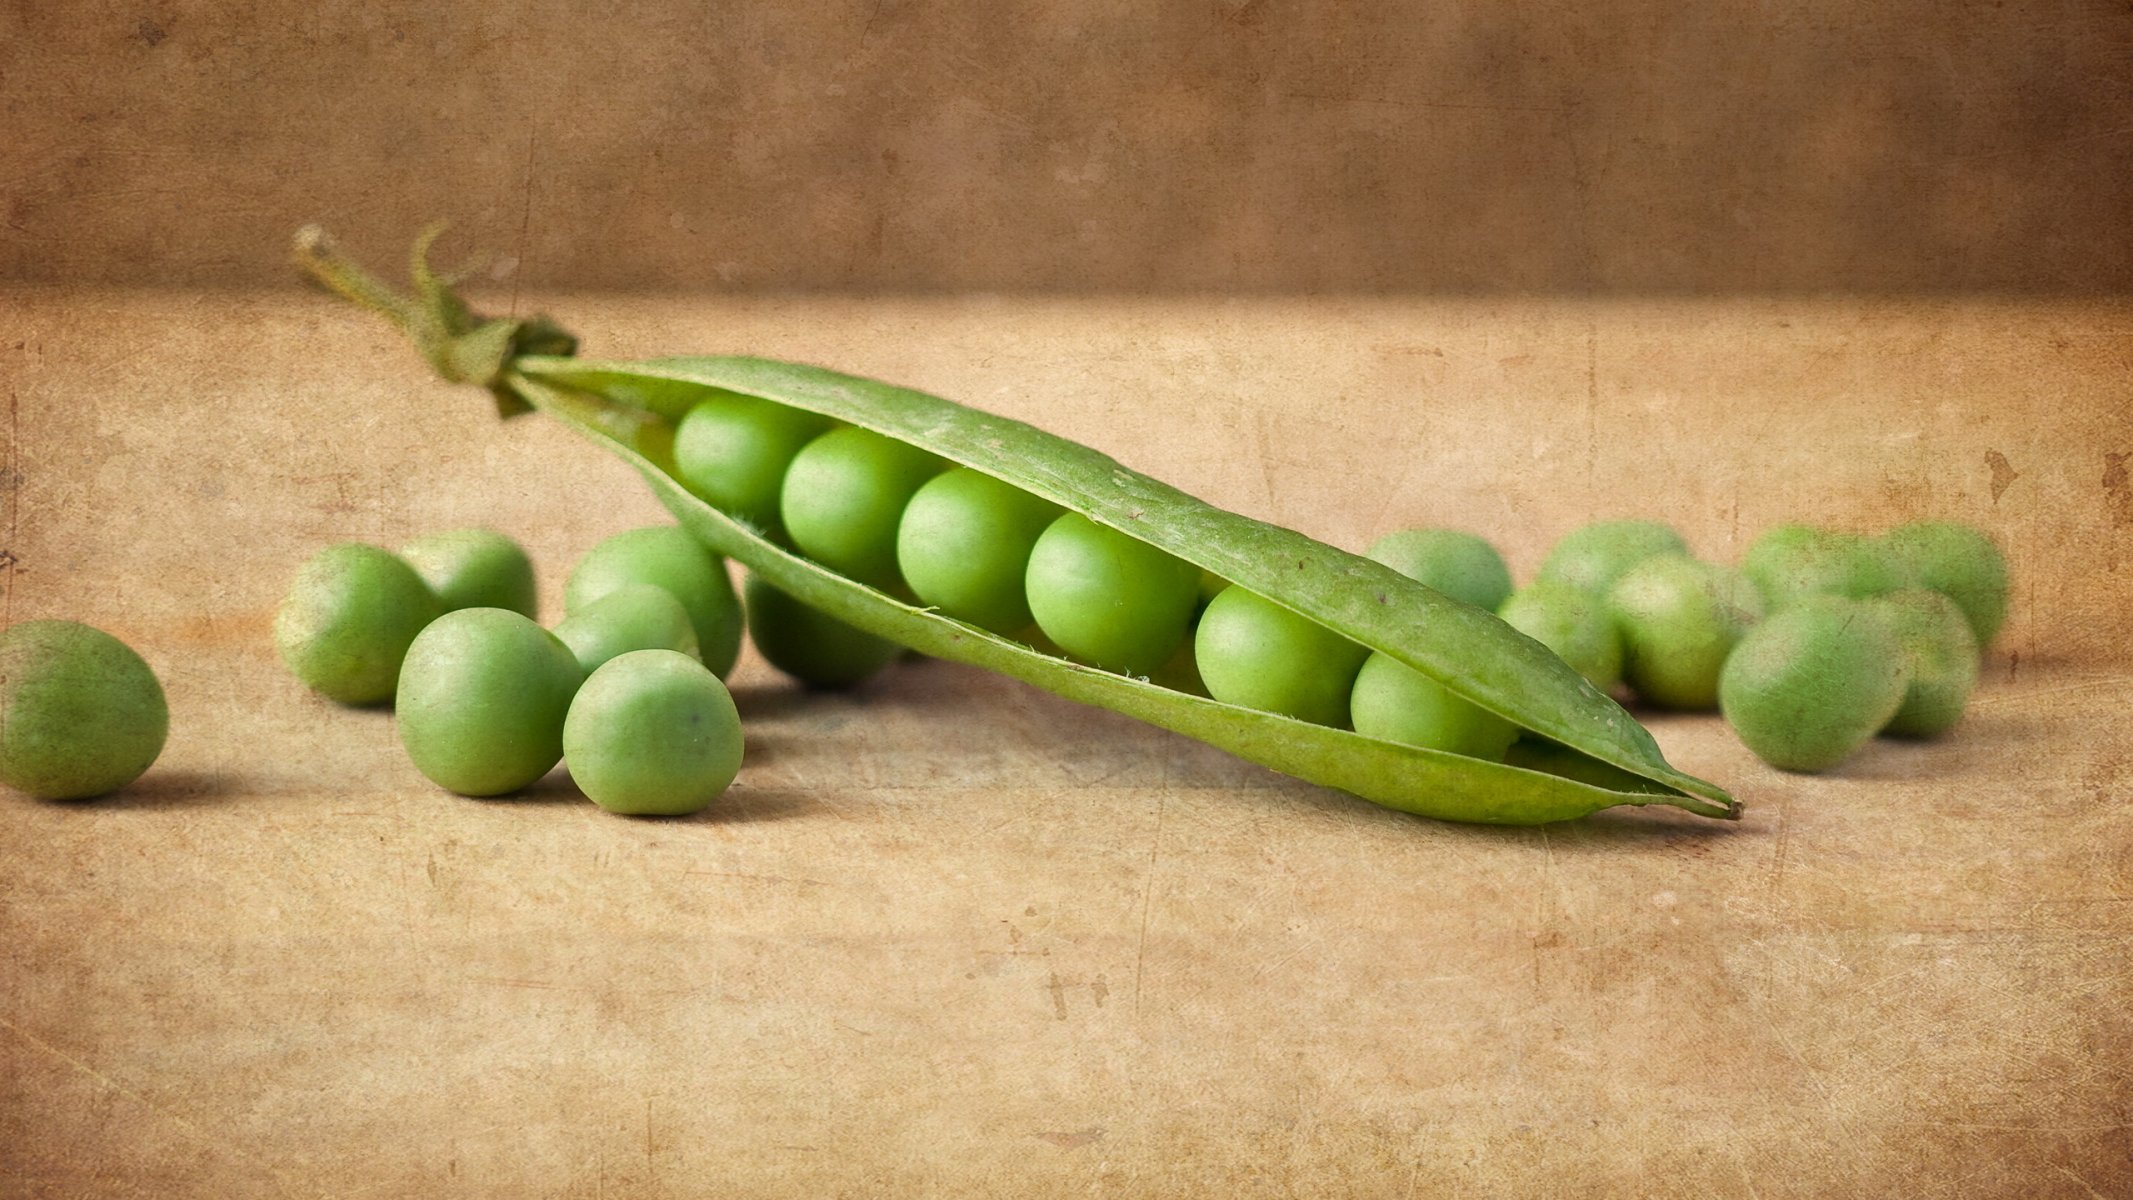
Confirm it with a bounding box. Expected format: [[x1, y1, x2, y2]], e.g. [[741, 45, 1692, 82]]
[[744, 573, 901, 689], [1349, 653, 1518, 761], [1194, 586, 1369, 726], [780, 426, 947, 592], [395, 608, 584, 796], [1742, 524, 1900, 611], [1608, 555, 1764, 710], [0, 620, 167, 800], [894, 468, 1064, 634], [1869, 588, 1979, 738], [1366, 528, 1512, 612], [399, 527, 538, 618], [565, 526, 742, 678], [1719, 595, 1909, 772], [563, 649, 743, 816], [673, 391, 836, 543], [553, 583, 700, 677], [1496, 579, 1623, 691], [1879, 520, 2008, 647], [274, 542, 443, 705], [1024, 514, 1200, 676], [1537, 520, 1689, 597]]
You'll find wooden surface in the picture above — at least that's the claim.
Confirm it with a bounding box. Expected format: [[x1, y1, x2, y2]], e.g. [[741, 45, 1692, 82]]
[[3, 290, 2130, 1196]]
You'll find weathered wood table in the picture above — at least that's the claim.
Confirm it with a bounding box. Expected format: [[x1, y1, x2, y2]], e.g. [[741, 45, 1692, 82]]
[[4, 290, 2128, 1196]]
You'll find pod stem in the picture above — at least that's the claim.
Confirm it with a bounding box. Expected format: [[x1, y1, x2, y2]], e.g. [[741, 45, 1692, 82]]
[[291, 224, 577, 418]]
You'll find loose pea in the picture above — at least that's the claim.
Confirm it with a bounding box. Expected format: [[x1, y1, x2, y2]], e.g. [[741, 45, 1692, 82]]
[[744, 573, 901, 689], [1608, 555, 1763, 710], [1349, 653, 1518, 761], [563, 649, 743, 816], [553, 583, 700, 677], [780, 426, 948, 592], [399, 527, 538, 618], [0, 620, 168, 800], [565, 526, 742, 678], [1718, 595, 1909, 772], [1366, 528, 1513, 612], [395, 608, 584, 796], [1024, 514, 1200, 676], [673, 392, 836, 543], [1741, 524, 1900, 611], [1869, 588, 1979, 738], [1879, 521, 2008, 647], [1537, 520, 1689, 597], [274, 542, 443, 705], [1194, 586, 1369, 726], [896, 468, 1063, 634], [1496, 579, 1623, 691]]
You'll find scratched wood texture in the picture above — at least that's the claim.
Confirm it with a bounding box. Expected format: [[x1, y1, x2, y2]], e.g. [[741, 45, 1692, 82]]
[[1, 290, 2129, 1197]]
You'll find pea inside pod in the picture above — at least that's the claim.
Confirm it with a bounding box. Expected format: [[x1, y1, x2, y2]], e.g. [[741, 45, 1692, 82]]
[[1025, 513, 1201, 677], [897, 467, 1064, 635], [673, 391, 836, 543], [1194, 586, 1368, 727], [294, 228, 1739, 826], [780, 426, 948, 593]]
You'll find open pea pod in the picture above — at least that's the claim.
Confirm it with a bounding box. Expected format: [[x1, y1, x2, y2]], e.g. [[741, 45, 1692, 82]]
[[295, 227, 1738, 825]]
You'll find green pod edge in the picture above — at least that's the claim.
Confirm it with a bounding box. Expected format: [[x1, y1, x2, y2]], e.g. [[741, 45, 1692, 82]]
[[295, 226, 1738, 826]]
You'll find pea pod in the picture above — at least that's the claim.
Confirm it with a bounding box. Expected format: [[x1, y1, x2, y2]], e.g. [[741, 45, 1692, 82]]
[[294, 227, 1739, 826]]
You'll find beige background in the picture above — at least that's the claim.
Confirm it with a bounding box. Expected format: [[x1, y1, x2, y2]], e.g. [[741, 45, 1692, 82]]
[[5, 1, 2132, 292], [6, 3, 2133, 1197]]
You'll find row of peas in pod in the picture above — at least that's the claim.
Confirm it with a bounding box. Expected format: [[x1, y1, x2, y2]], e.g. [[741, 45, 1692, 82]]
[[669, 392, 1525, 762], [274, 527, 752, 816], [1369, 519, 2006, 773]]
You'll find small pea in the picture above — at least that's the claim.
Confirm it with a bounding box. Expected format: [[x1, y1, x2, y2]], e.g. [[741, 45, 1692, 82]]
[[399, 527, 538, 618], [274, 542, 443, 705], [1024, 514, 1200, 676], [395, 608, 584, 796], [1194, 586, 1369, 726], [744, 573, 901, 690], [564, 649, 743, 817], [553, 583, 700, 676], [1349, 653, 1518, 761], [1869, 588, 1980, 738], [1537, 520, 1689, 597], [896, 468, 1064, 634], [1719, 595, 1909, 772], [1608, 555, 1763, 710], [780, 426, 948, 592], [1366, 528, 1512, 612], [565, 526, 742, 678], [1878, 520, 2008, 647], [673, 392, 836, 543], [1496, 579, 1623, 691], [1742, 524, 1900, 611], [0, 620, 167, 800]]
